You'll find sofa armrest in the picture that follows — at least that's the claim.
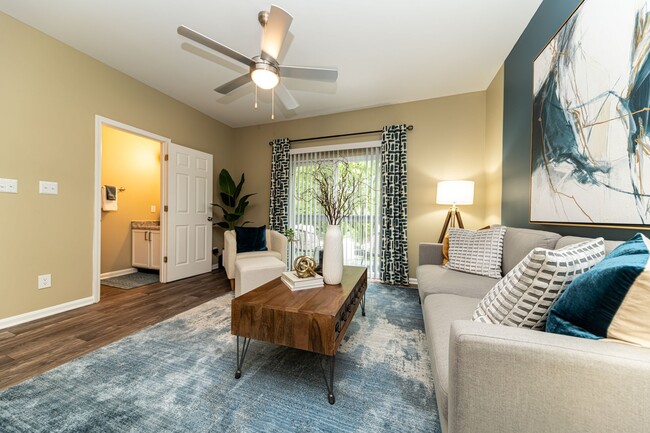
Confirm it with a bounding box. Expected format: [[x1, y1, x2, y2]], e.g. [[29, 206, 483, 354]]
[[223, 230, 236, 279], [419, 242, 443, 266], [268, 230, 288, 265], [448, 320, 650, 433]]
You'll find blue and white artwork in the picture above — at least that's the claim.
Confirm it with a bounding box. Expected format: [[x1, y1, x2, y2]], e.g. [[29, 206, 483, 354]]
[[531, 0, 650, 226]]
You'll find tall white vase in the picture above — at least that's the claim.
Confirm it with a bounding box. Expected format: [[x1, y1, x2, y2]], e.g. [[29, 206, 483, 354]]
[[322, 224, 344, 285]]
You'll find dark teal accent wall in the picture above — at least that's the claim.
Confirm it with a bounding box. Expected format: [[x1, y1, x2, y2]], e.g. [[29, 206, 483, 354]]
[[502, 0, 645, 240]]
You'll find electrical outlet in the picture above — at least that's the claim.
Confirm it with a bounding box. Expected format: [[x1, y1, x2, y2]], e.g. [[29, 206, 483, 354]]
[[150, 205, 156, 213], [38, 274, 52, 289], [39, 181, 58, 195]]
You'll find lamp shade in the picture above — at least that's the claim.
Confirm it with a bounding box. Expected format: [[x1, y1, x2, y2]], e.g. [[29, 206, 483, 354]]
[[436, 180, 474, 205]]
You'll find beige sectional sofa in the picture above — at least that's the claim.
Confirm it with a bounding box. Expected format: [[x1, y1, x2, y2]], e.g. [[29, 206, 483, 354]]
[[417, 227, 650, 433]]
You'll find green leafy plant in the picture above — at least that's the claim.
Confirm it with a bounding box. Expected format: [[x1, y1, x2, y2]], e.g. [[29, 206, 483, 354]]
[[212, 169, 255, 230], [283, 228, 296, 242]]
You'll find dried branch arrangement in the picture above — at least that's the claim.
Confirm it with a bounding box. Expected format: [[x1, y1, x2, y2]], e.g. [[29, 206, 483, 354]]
[[304, 160, 363, 225]]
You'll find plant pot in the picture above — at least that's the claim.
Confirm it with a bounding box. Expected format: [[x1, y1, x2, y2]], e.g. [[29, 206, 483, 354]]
[[322, 224, 343, 285]]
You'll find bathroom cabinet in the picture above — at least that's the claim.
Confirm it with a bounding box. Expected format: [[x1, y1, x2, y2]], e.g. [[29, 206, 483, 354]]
[[132, 229, 161, 270]]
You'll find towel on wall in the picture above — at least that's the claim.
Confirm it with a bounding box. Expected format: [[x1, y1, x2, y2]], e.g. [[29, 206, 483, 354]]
[[102, 185, 118, 211], [105, 185, 116, 200]]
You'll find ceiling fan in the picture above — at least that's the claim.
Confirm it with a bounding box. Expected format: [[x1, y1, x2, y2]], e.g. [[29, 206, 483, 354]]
[[177, 4, 338, 115]]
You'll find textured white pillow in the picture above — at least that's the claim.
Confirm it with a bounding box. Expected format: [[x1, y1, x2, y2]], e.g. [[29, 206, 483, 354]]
[[472, 238, 606, 330], [445, 226, 507, 279]]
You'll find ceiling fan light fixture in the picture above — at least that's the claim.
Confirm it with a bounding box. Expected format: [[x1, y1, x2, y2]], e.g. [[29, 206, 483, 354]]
[[251, 64, 279, 90]]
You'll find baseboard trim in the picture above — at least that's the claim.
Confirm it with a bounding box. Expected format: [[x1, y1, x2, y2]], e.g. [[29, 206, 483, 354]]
[[409, 277, 418, 286], [100, 268, 137, 280], [0, 296, 95, 330], [211, 264, 220, 271]]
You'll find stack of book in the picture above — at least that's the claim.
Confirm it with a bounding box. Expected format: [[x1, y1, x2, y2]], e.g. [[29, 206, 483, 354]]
[[281, 271, 324, 291]]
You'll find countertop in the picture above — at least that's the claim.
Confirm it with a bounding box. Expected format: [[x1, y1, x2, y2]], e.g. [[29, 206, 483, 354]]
[[131, 220, 160, 230]]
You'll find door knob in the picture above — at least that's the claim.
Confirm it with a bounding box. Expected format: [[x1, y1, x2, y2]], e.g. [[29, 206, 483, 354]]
[[207, 217, 213, 221]]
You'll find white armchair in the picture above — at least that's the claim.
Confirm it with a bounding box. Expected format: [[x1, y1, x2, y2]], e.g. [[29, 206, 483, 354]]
[[223, 229, 288, 290]]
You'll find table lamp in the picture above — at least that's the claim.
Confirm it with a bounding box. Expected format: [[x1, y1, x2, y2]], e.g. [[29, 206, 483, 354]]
[[436, 180, 474, 242]]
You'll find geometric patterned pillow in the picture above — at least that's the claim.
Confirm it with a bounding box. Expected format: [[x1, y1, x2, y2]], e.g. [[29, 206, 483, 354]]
[[442, 225, 493, 266], [472, 237, 606, 330], [546, 233, 650, 347], [445, 226, 507, 279]]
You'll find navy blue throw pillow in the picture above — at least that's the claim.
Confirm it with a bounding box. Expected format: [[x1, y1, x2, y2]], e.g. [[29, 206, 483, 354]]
[[545, 233, 650, 348], [235, 226, 268, 253]]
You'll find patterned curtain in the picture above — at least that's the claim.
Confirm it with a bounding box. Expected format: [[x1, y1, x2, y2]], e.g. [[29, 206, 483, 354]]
[[380, 124, 409, 285], [269, 138, 291, 232]]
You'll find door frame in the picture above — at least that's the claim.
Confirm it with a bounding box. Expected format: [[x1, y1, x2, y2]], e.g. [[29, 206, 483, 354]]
[[93, 116, 170, 303]]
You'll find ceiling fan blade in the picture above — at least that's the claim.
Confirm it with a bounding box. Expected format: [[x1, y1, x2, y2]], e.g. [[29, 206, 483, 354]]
[[279, 65, 338, 82], [274, 83, 299, 110], [214, 74, 252, 94], [178, 25, 255, 67], [260, 5, 293, 60]]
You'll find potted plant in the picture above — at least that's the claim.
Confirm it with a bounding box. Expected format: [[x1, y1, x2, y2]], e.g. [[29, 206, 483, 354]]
[[301, 160, 362, 284], [212, 169, 255, 230]]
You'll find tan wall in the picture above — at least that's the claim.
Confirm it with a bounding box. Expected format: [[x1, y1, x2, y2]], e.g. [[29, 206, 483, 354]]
[[101, 126, 161, 274], [233, 92, 488, 277], [0, 13, 234, 320], [485, 66, 504, 225]]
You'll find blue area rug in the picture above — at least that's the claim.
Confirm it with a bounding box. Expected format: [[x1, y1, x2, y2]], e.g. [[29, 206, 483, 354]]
[[0, 284, 441, 433]]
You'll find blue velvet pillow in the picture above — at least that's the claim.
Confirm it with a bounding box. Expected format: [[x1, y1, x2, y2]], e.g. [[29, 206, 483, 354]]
[[235, 226, 268, 253], [546, 233, 650, 348]]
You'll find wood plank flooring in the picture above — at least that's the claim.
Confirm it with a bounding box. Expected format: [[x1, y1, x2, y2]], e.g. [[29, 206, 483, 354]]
[[0, 269, 230, 391]]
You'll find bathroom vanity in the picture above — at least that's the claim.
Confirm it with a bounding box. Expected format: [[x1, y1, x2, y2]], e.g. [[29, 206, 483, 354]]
[[131, 221, 161, 270]]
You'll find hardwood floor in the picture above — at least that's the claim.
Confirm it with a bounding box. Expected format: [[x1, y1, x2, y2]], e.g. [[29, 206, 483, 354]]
[[0, 269, 230, 390]]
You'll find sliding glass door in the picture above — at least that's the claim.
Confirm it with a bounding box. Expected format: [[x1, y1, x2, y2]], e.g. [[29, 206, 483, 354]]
[[289, 143, 382, 279]]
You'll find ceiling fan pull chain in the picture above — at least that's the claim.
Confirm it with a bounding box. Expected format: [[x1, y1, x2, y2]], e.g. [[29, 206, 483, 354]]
[[272, 87, 275, 120], [254, 85, 258, 109]]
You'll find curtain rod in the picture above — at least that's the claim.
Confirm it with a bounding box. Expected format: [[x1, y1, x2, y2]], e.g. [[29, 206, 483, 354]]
[[268, 124, 414, 146]]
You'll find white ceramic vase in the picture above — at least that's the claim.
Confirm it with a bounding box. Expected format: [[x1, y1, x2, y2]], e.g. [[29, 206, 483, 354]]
[[322, 224, 344, 285]]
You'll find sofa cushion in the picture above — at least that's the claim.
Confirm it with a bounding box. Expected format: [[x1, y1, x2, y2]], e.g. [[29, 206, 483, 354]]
[[547, 233, 650, 348], [446, 226, 507, 279], [501, 227, 561, 275], [417, 265, 499, 300], [236, 250, 282, 262], [423, 294, 479, 420], [473, 238, 606, 330]]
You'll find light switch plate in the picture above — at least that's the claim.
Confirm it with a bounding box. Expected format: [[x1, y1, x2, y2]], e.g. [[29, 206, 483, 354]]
[[0, 178, 18, 193], [39, 181, 58, 195]]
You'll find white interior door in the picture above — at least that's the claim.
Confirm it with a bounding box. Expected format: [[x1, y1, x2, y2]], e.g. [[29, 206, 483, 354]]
[[166, 143, 213, 282]]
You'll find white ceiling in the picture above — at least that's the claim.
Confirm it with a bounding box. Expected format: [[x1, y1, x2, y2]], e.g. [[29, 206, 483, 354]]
[[0, 0, 542, 128]]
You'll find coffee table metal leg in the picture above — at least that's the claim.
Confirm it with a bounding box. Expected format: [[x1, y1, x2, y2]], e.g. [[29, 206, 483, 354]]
[[361, 293, 366, 317], [235, 336, 251, 379], [321, 354, 336, 404]]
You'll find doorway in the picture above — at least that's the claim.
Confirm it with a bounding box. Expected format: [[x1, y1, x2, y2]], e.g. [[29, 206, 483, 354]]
[[93, 117, 170, 303], [100, 125, 162, 284], [289, 141, 382, 279], [93, 116, 215, 303]]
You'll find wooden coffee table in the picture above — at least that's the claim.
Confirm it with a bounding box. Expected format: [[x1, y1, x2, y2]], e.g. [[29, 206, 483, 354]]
[[231, 266, 368, 404]]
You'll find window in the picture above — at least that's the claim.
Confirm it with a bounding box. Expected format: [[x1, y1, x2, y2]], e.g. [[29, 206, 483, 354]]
[[289, 142, 382, 279]]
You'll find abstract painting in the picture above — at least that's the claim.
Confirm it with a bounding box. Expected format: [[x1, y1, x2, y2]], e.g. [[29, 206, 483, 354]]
[[531, 0, 650, 226]]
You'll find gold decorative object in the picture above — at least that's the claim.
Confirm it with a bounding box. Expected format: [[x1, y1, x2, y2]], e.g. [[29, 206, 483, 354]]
[[293, 255, 318, 278]]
